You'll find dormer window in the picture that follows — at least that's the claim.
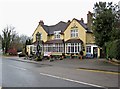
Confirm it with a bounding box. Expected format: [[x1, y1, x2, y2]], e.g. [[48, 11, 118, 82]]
[[54, 31, 61, 39]]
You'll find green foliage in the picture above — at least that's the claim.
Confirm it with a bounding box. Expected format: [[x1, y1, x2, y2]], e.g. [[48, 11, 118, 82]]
[[35, 55, 42, 61], [25, 39, 32, 45], [115, 40, 120, 60], [106, 40, 120, 60], [1, 26, 30, 55], [93, 2, 119, 47], [35, 52, 44, 61], [106, 41, 115, 59], [93, 2, 120, 58]]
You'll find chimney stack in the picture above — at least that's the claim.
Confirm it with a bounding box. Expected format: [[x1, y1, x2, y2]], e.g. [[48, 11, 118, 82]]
[[39, 20, 44, 25], [67, 20, 71, 23], [81, 18, 84, 23], [87, 11, 93, 30]]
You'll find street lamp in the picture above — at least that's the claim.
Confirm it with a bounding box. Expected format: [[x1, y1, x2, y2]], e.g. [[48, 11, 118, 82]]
[[36, 32, 42, 61]]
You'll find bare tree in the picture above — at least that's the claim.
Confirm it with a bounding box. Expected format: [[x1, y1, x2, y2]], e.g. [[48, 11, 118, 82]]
[[2, 26, 15, 53], [19, 34, 30, 44]]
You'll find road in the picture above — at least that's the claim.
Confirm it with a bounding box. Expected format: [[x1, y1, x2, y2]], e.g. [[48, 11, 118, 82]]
[[0, 56, 2, 88], [0, 57, 119, 88]]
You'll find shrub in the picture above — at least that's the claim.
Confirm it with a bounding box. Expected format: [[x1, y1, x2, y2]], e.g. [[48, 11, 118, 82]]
[[106, 39, 120, 60], [115, 40, 120, 60], [7, 49, 17, 55]]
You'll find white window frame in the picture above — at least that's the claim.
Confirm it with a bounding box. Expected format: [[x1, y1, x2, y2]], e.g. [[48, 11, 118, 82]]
[[71, 29, 78, 38], [44, 43, 64, 52], [86, 46, 91, 53], [66, 43, 81, 53], [54, 31, 61, 39]]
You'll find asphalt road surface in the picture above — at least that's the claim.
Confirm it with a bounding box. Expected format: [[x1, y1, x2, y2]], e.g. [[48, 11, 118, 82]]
[[0, 57, 119, 89]]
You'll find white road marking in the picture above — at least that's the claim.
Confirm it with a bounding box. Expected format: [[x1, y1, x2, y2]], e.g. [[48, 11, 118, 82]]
[[8, 65, 27, 71], [40, 73, 106, 88]]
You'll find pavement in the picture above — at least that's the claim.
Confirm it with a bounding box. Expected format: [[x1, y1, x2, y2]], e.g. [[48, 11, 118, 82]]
[[3, 56, 119, 73]]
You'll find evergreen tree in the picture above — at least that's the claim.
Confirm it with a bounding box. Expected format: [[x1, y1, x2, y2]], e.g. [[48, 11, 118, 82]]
[[93, 2, 119, 56]]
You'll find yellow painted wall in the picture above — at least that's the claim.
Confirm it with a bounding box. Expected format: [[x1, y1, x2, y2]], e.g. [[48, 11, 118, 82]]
[[30, 19, 101, 57], [64, 19, 86, 43], [48, 34, 64, 40], [86, 33, 95, 44], [26, 45, 31, 56], [64, 19, 86, 53], [61, 35, 64, 39], [47, 35, 52, 40], [97, 47, 100, 58], [33, 25, 48, 43]]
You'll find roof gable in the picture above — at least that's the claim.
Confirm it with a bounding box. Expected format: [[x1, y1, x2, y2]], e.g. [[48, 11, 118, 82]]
[[63, 18, 93, 33], [73, 18, 93, 33], [32, 25, 48, 36], [33, 18, 93, 36]]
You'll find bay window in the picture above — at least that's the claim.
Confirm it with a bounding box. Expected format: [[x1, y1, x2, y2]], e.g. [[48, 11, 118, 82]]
[[66, 43, 81, 53], [44, 43, 64, 52]]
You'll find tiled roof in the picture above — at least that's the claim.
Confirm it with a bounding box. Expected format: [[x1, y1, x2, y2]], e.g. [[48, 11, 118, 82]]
[[65, 39, 83, 43], [41, 21, 70, 35], [35, 18, 93, 35], [32, 40, 44, 45], [44, 39, 64, 44], [74, 18, 93, 33]]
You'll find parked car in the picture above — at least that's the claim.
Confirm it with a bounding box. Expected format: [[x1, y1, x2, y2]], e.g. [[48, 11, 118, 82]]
[[17, 52, 22, 55], [18, 52, 25, 57], [86, 53, 93, 59]]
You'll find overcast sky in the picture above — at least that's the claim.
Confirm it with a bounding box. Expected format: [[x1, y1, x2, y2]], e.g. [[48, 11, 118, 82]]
[[0, 0, 119, 37]]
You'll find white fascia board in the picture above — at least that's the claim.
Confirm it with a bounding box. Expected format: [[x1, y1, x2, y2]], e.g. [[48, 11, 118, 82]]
[[86, 44, 98, 47]]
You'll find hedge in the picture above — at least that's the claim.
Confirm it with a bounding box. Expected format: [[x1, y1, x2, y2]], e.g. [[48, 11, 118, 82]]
[[106, 39, 120, 60]]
